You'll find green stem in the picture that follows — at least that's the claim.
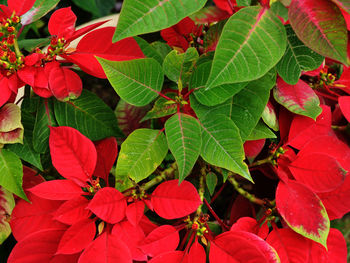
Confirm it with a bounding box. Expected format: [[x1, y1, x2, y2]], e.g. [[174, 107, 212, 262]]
[[248, 156, 272, 168], [142, 162, 177, 191], [195, 167, 206, 217], [13, 38, 23, 57]]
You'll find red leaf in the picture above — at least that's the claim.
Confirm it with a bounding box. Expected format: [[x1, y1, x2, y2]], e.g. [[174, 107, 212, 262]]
[[244, 139, 265, 163], [49, 253, 81, 263], [10, 193, 66, 241], [93, 137, 118, 183], [22, 166, 45, 192], [139, 215, 158, 235], [49, 66, 82, 101], [57, 218, 96, 255], [8, 229, 65, 263], [49, 126, 97, 186], [148, 251, 185, 263], [126, 201, 144, 226], [139, 225, 179, 257], [151, 180, 202, 219], [112, 221, 147, 261], [276, 180, 330, 247], [88, 187, 126, 224], [289, 153, 346, 193], [186, 238, 206, 263], [78, 232, 132, 263], [7, 0, 35, 16], [338, 96, 350, 122], [68, 20, 109, 42], [18, 66, 49, 89], [309, 228, 347, 263], [266, 228, 312, 263], [65, 27, 144, 78], [48, 7, 76, 39], [209, 231, 280, 263], [230, 217, 269, 239], [29, 180, 84, 200], [213, 0, 236, 14], [0, 78, 12, 107], [191, 6, 230, 24], [53, 196, 91, 225], [229, 195, 255, 225]]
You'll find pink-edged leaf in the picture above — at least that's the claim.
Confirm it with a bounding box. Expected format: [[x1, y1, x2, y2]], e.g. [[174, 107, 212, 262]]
[[289, 0, 348, 65], [126, 201, 144, 226], [93, 137, 118, 183], [190, 6, 230, 23], [7, 0, 35, 16], [289, 153, 347, 193], [87, 187, 126, 224], [209, 231, 280, 263], [244, 139, 265, 163], [49, 253, 81, 263], [7, 228, 65, 263], [65, 27, 144, 78], [332, 0, 350, 13], [53, 196, 91, 225], [28, 180, 84, 200], [78, 232, 132, 263], [0, 103, 23, 144], [10, 193, 66, 241], [0, 186, 14, 244], [186, 238, 206, 263], [57, 218, 96, 255], [274, 78, 322, 120], [266, 228, 312, 263], [288, 105, 332, 149], [49, 126, 97, 186], [151, 179, 202, 219], [49, 66, 82, 101], [276, 180, 330, 248], [139, 225, 179, 257], [112, 220, 147, 261], [148, 251, 185, 263], [338, 96, 350, 122], [48, 7, 76, 39], [309, 228, 347, 263]]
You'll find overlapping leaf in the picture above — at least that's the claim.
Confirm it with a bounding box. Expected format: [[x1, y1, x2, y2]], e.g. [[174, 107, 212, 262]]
[[289, 0, 348, 65], [21, 0, 60, 25], [247, 120, 276, 141], [116, 129, 168, 183], [113, 0, 207, 41], [98, 57, 164, 107], [0, 187, 14, 244], [165, 113, 201, 182], [0, 103, 23, 145], [206, 6, 286, 89]]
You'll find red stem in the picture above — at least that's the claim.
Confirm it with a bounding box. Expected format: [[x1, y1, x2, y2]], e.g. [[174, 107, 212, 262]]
[[204, 199, 229, 231], [210, 181, 227, 204], [315, 91, 338, 101], [179, 229, 192, 251], [44, 99, 52, 126]]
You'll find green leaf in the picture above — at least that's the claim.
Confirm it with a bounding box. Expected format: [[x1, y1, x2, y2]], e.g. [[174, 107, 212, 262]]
[[141, 96, 177, 122], [0, 104, 23, 145], [163, 48, 199, 86], [98, 57, 164, 107], [237, 0, 251, 6], [165, 113, 201, 182], [191, 62, 247, 106], [277, 25, 324, 85], [21, 0, 60, 25], [134, 37, 164, 65], [7, 112, 43, 171], [18, 38, 50, 52], [33, 99, 56, 153], [113, 0, 207, 42], [151, 41, 172, 61], [54, 90, 122, 141], [116, 129, 168, 183], [289, 0, 348, 65], [247, 120, 276, 140], [270, 0, 289, 22], [262, 102, 279, 131], [206, 172, 217, 196], [206, 6, 286, 89], [0, 149, 26, 200], [331, 0, 350, 14], [199, 114, 251, 181], [203, 20, 225, 53], [72, 0, 115, 17], [0, 187, 14, 244]]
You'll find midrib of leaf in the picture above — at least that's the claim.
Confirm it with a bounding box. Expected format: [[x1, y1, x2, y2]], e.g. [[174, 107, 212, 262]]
[[177, 114, 187, 176], [208, 8, 267, 88]]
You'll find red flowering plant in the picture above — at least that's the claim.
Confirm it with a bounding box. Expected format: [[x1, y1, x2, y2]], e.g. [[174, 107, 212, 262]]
[[1, 0, 350, 262]]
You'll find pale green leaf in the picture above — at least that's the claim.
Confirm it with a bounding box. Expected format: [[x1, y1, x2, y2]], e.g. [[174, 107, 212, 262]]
[[21, 0, 60, 25], [206, 172, 217, 196], [0, 187, 14, 244], [134, 37, 164, 65], [247, 120, 276, 140], [141, 96, 177, 122], [0, 104, 23, 145]]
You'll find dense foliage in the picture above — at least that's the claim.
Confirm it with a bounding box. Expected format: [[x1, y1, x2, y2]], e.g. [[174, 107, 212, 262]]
[[0, 0, 349, 262]]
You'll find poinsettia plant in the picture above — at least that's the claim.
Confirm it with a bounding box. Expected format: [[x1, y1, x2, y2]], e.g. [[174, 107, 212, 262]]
[[0, 0, 349, 261]]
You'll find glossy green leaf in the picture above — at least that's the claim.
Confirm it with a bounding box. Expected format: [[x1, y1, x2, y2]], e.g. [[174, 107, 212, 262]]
[[0, 104, 23, 145], [0, 187, 14, 244], [134, 37, 164, 65], [277, 25, 324, 85], [262, 102, 279, 132], [0, 149, 26, 200], [191, 62, 247, 106], [270, 1, 289, 22], [116, 129, 168, 183], [289, 0, 348, 65], [54, 90, 122, 141], [151, 41, 172, 62], [98, 57, 164, 107], [7, 112, 43, 171], [206, 6, 286, 89], [141, 96, 177, 122], [163, 48, 199, 85], [203, 20, 225, 53], [247, 120, 276, 140], [113, 0, 207, 42], [206, 172, 217, 196], [165, 113, 201, 182], [237, 0, 251, 6], [72, 0, 115, 17], [18, 38, 50, 52], [21, 0, 60, 25], [199, 114, 251, 182]]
